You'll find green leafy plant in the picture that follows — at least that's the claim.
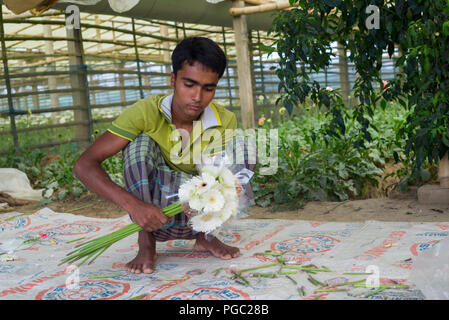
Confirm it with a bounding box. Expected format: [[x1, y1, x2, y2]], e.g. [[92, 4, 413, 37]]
[[253, 101, 413, 211], [269, 0, 449, 178]]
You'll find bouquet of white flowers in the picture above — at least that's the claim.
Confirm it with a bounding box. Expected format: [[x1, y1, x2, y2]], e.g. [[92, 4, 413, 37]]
[[179, 165, 241, 234], [60, 152, 253, 267]]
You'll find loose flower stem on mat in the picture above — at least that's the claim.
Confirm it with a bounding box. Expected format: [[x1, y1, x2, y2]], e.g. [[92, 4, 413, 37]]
[[238, 263, 280, 273], [231, 271, 250, 286], [2, 212, 33, 222], [66, 204, 94, 213], [158, 276, 188, 281], [60, 202, 183, 266], [88, 274, 121, 279], [129, 294, 147, 300]]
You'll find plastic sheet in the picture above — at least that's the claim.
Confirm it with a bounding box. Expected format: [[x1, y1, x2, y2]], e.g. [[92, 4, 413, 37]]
[[0, 168, 43, 201], [408, 236, 449, 300]]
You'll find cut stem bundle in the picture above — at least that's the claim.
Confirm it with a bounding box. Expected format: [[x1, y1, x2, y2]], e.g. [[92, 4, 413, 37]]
[[60, 202, 183, 267]]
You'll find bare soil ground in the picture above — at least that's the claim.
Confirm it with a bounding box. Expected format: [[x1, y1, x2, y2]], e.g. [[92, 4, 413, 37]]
[[1, 185, 449, 223]]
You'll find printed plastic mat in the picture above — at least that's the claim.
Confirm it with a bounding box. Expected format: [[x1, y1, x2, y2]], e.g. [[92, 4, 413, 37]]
[[1, 208, 448, 300]]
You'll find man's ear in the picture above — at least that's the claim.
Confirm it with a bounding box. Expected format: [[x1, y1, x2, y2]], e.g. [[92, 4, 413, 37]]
[[170, 72, 176, 88]]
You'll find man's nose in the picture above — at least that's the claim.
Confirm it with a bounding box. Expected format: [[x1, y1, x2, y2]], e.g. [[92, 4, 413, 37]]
[[192, 86, 202, 102]]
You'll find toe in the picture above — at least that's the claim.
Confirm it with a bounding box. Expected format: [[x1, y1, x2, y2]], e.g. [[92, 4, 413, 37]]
[[133, 265, 142, 274], [142, 263, 154, 274]]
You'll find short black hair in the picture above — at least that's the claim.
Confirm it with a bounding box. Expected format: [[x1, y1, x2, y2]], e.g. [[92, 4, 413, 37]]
[[171, 37, 227, 78]]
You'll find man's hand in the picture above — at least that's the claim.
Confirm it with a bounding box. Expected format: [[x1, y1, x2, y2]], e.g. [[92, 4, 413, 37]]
[[128, 200, 174, 232]]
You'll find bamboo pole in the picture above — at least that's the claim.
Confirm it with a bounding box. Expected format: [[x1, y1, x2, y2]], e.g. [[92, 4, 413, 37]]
[[43, 24, 60, 109], [65, 13, 92, 149], [230, 0, 298, 16], [337, 41, 350, 107], [0, 4, 19, 149], [221, 26, 234, 109], [232, 0, 255, 129], [131, 18, 144, 100], [244, 0, 274, 5]]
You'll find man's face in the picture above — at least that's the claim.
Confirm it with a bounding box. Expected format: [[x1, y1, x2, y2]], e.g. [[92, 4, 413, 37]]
[[171, 61, 219, 122]]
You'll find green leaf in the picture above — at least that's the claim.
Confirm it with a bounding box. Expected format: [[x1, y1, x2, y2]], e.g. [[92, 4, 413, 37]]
[[443, 21, 449, 36], [399, 176, 409, 192], [420, 169, 431, 182], [57, 189, 68, 201], [259, 43, 275, 53]]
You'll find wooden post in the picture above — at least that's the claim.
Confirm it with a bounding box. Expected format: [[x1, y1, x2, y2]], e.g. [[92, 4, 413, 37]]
[[32, 82, 40, 110], [221, 26, 233, 109], [232, 0, 255, 129], [66, 16, 92, 148], [44, 25, 60, 110], [337, 41, 350, 107], [131, 18, 144, 100], [0, 4, 19, 149], [160, 25, 172, 90], [119, 67, 126, 110]]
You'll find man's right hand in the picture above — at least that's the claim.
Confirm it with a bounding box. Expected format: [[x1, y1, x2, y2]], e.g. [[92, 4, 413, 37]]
[[128, 200, 173, 232], [73, 131, 173, 233]]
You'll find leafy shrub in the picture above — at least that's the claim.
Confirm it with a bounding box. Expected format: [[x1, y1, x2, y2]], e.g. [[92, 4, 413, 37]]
[[252, 103, 412, 211]]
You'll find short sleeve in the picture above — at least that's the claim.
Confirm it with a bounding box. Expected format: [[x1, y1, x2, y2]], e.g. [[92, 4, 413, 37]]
[[107, 100, 147, 141]]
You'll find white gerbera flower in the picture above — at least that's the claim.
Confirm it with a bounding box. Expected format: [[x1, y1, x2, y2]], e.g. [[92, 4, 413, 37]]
[[201, 165, 221, 178], [196, 172, 218, 195], [218, 167, 236, 188], [190, 213, 223, 233], [219, 207, 236, 222], [178, 179, 197, 203], [188, 196, 203, 211], [200, 188, 225, 212]]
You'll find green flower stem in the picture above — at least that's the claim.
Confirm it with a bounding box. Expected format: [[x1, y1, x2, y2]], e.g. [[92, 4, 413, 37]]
[[354, 284, 409, 289], [314, 288, 346, 293], [66, 237, 86, 244], [365, 287, 387, 297], [231, 271, 250, 286], [283, 265, 333, 273], [252, 271, 297, 278], [66, 204, 94, 213], [254, 252, 283, 256], [307, 275, 327, 287], [61, 202, 183, 266], [286, 275, 297, 285], [334, 279, 367, 287], [3, 212, 33, 222], [88, 274, 121, 279], [158, 276, 188, 281], [239, 263, 280, 273]]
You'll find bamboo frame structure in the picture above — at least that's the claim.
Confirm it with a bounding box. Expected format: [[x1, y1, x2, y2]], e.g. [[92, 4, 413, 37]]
[[230, 0, 298, 16], [0, 5, 401, 155]]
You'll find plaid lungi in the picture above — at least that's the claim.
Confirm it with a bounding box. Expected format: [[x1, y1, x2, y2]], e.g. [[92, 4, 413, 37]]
[[122, 133, 257, 242]]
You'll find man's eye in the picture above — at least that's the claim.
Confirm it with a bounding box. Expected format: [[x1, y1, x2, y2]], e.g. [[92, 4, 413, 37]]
[[184, 83, 194, 87], [205, 87, 215, 92]]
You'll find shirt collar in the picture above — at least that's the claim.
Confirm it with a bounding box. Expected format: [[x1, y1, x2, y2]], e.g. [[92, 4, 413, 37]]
[[159, 93, 222, 130]]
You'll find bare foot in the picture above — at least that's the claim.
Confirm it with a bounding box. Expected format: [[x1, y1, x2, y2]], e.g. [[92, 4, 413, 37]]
[[125, 230, 157, 274], [194, 233, 240, 260]]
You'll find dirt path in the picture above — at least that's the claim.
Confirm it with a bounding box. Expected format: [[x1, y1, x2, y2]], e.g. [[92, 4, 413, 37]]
[[2, 186, 449, 223]]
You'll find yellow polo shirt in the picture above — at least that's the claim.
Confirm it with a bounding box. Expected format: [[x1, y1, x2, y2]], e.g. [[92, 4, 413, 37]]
[[107, 93, 237, 174]]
